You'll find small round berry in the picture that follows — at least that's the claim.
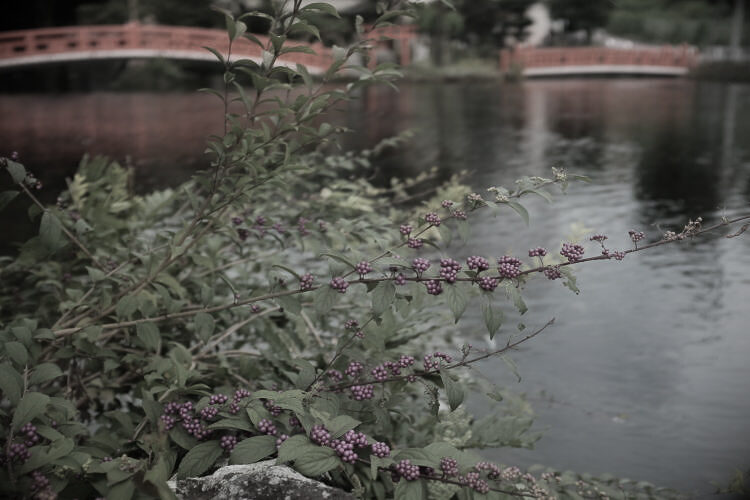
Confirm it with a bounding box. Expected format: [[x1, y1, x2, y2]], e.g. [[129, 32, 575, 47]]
[[407, 237, 423, 249], [478, 276, 499, 291], [560, 242, 585, 262], [330, 277, 349, 294], [440, 457, 459, 476], [371, 441, 390, 458], [349, 384, 374, 401], [355, 261, 373, 277], [395, 459, 420, 481], [544, 266, 562, 280], [467, 256, 490, 272], [220, 435, 237, 452], [412, 257, 431, 274], [299, 273, 314, 290], [399, 224, 413, 236], [425, 280, 443, 295], [425, 212, 441, 226]]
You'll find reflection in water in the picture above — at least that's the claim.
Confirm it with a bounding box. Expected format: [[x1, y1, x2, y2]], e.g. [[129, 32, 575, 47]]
[[1, 79, 749, 494]]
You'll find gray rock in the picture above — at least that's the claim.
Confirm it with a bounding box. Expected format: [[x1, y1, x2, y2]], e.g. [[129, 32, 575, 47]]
[[170, 461, 356, 500]]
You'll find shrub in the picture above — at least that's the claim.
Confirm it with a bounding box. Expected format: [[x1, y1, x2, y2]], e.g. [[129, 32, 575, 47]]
[[1, 2, 749, 499]]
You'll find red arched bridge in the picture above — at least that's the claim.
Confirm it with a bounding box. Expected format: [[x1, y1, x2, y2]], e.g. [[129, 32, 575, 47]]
[[0, 23, 416, 73], [500, 46, 698, 77]]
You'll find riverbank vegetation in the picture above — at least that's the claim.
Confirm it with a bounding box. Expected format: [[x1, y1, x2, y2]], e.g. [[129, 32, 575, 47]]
[[1, 2, 749, 499]]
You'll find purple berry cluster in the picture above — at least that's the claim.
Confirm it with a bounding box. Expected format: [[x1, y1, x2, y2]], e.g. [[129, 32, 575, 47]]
[[299, 273, 314, 290], [343, 430, 369, 448], [220, 435, 237, 452], [528, 247, 547, 258], [399, 224, 413, 236], [466, 255, 490, 272], [497, 255, 522, 279], [560, 242, 585, 262], [355, 260, 373, 277], [478, 276, 499, 291], [370, 364, 389, 382], [590, 234, 608, 243], [407, 237, 423, 249], [440, 457, 459, 476], [349, 384, 374, 401], [276, 434, 289, 447], [200, 406, 219, 421], [371, 441, 390, 458], [257, 418, 277, 435], [209, 394, 228, 405], [7, 442, 31, 463], [425, 212, 441, 226], [475, 461, 501, 479], [603, 249, 626, 261], [330, 277, 349, 294], [231, 216, 243, 225], [543, 266, 562, 280], [310, 425, 332, 446], [423, 352, 453, 371], [452, 209, 467, 220], [297, 217, 310, 237], [439, 258, 462, 283], [394, 459, 420, 481], [441, 200, 454, 208], [425, 279, 443, 295], [412, 257, 431, 275], [263, 400, 282, 416], [345, 361, 363, 378], [394, 273, 407, 285], [344, 319, 359, 330], [461, 472, 490, 493], [161, 402, 211, 439], [629, 230, 645, 244], [20, 423, 40, 447]]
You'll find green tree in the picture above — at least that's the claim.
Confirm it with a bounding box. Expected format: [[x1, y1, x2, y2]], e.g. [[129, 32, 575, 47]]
[[547, 0, 613, 42]]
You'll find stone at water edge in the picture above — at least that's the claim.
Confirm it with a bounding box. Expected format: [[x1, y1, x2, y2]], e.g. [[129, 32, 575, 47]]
[[170, 461, 355, 500]]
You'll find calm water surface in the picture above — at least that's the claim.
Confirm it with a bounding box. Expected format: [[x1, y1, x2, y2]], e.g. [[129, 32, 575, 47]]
[[1, 79, 749, 495]]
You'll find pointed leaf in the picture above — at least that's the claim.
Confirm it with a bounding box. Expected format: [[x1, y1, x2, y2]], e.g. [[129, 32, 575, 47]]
[[12, 392, 50, 431], [481, 302, 503, 339], [440, 372, 464, 411], [230, 435, 277, 464], [176, 440, 223, 479]]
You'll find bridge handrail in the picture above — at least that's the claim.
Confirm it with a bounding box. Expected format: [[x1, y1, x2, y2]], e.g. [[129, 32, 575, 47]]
[[499, 45, 698, 72], [0, 23, 335, 69]]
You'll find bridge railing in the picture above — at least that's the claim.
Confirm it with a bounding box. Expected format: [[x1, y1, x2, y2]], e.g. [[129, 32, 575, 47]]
[[500, 46, 698, 72], [0, 23, 334, 70]]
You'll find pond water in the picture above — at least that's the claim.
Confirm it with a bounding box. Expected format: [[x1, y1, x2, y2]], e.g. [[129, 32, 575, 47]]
[[1, 79, 749, 495]]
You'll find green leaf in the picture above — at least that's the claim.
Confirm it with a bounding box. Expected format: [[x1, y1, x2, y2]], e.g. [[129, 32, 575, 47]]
[[272, 264, 301, 280], [277, 435, 313, 463], [506, 201, 529, 225], [327, 415, 361, 438], [6, 160, 26, 183], [176, 440, 223, 479], [108, 478, 135, 500], [202, 46, 225, 65], [481, 302, 503, 339], [313, 285, 338, 316], [12, 392, 50, 431], [394, 478, 425, 500], [136, 322, 161, 352], [5, 341, 28, 366], [293, 446, 340, 477], [525, 187, 554, 203], [116, 295, 138, 320], [39, 212, 64, 249], [194, 312, 215, 341], [440, 371, 464, 411], [445, 283, 469, 323], [320, 252, 357, 270], [29, 363, 63, 386], [0, 363, 23, 404], [0, 190, 18, 211], [501, 355, 522, 382], [504, 284, 527, 315], [370, 455, 394, 480], [301, 2, 342, 18], [86, 266, 106, 282], [229, 435, 277, 464], [371, 280, 396, 315]]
